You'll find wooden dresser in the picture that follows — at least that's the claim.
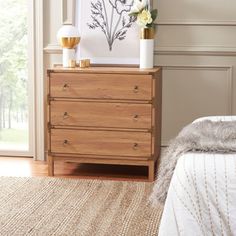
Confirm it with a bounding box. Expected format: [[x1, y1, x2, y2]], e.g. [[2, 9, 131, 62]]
[[46, 66, 162, 181]]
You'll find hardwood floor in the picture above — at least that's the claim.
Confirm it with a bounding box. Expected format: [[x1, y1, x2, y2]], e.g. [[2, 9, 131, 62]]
[[0, 157, 151, 181]]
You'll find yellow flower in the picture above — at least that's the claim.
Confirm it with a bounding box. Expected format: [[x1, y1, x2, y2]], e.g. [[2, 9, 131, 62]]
[[137, 9, 153, 27]]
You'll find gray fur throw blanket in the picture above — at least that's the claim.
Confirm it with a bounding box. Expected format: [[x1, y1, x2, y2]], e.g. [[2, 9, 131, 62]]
[[150, 119, 236, 206]]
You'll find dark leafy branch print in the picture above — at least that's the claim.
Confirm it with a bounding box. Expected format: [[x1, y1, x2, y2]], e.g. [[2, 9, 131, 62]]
[[88, 0, 136, 51]]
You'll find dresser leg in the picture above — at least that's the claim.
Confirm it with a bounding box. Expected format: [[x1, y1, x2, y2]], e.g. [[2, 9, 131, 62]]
[[48, 155, 54, 176], [148, 162, 155, 182]]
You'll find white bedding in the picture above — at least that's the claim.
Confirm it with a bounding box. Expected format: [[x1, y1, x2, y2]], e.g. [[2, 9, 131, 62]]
[[158, 116, 236, 236]]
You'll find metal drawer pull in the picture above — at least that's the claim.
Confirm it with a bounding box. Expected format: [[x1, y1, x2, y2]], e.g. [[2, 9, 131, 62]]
[[63, 84, 69, 90], [133, 85, 139, 93], [63, 112, 69, 119], [63, 140, 69, 145], [133, 143, 138, 150], [133, 114, 139, 121]]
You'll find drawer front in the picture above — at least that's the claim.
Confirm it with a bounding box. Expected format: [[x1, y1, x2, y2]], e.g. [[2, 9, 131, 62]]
[[50, 129, 151, 157], [50, 73, 152, 100], [50, 101, 152, 129]]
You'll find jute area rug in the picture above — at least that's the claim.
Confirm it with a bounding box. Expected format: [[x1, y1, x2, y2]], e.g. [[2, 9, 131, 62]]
[[0, 177, 162, 236]]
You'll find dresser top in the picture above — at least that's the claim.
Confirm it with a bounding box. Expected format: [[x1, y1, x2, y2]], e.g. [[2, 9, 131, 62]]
[[48, 66, 161, 75]]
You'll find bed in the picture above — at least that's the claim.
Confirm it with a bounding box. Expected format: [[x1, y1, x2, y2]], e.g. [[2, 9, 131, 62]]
[[158, 116, 236, 236]]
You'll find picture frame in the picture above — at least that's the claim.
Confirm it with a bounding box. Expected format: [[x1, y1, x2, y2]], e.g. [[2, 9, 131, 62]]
[[75, 0, 144, 65]]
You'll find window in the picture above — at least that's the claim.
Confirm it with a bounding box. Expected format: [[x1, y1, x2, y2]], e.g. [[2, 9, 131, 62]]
[[0, 0, 34, 156]]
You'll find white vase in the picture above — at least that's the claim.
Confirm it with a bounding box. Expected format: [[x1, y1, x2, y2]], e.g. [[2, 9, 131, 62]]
[[140, 27, 155, 69], [63, 48, 76, 67]]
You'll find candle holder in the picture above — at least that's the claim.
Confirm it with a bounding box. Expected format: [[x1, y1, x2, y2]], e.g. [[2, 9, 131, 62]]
[[79, 60, 87, 68], [79, 59, 90, 68]]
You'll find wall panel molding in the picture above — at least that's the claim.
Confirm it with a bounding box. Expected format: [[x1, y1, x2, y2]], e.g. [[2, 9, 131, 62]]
[[161, 65, 233, 115], [61, 0, 76, 25], [44, 44, 236, 57], [154, 46, 236, 56], [161, 65, 233, 145], [155, 21, 236, 26], [44, 43, 62, 54]]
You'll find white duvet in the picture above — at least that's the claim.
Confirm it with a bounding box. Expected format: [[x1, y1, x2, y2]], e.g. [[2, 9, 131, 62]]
[[158, 116, 236, 236]]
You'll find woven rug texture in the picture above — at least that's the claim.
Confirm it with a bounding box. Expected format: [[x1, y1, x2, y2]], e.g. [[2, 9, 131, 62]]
[[0, 177, 162, 236]]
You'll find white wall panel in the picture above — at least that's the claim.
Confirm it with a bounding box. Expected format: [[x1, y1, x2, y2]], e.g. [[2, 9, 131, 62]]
[[44, 0, 64, 52], [61, 0, 75, 25], [161, 66, 232, 144], [156, 26, 236, 49], [156, 0, 236, 23]]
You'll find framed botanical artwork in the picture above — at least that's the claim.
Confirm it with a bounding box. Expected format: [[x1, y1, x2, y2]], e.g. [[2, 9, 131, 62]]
[[76, 0, 143, 65]]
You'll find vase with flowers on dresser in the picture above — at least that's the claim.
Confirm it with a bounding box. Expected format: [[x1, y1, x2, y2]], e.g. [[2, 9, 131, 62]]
[[129, 0, 157, 69]]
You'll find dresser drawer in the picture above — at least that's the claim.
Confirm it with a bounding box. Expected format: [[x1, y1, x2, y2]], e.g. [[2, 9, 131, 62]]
[[50, 129, 151, 157], [50, 101, 152, 129], [50, 73, 152, 100]]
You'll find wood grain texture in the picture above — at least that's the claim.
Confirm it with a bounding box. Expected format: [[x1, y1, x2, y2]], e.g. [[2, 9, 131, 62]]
[[49, 66, 161, 75], [50, 101, 152, 129], [154, 68, 163, 161], [50, 73, 152, 100], [51, 129, 151, 157], [47, 67, 162, 181], [0, 157, 151, 181]]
